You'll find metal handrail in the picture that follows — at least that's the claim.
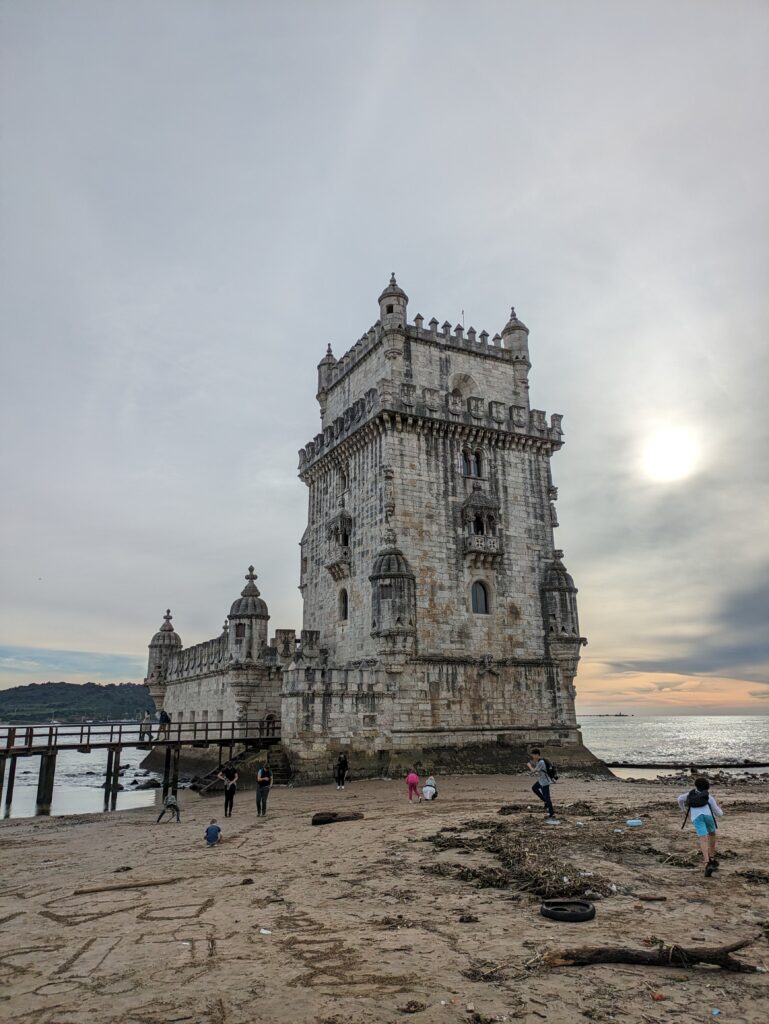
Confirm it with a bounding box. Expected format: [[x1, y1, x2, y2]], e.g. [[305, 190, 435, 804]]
[[0, 717, 280, 754]]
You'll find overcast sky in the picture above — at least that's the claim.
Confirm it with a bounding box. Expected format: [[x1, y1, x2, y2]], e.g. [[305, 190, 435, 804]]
[[1, 2, 768, 714]]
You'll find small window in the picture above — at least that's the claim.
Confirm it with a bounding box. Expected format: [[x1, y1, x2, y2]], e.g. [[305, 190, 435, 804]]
[[216, 708, 223, 722], [339, 588, 348, 620], [386, 304, 394, 314], [302, 557, 308, 575], [341, 531, 349, 547], [380, 582, 393, 599], [471, 581, 489, 614], [473, 450, 483, 477], [340, 470, 348, 491], [189, 710, 196, 723], [235, 623, 246, 639], [473, 515, 485, 535], [462, 449, 473, 476]]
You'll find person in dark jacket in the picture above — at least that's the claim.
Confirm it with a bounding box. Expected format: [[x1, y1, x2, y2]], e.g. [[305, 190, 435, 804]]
[[256, 762, 272, 817], [335, 753, 349, 790], [217, 763, 239, 818]]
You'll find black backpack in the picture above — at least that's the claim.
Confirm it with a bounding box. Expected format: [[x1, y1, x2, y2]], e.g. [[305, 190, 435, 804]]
[[544, 759, 559, 782], [681, 788, 715, 829]]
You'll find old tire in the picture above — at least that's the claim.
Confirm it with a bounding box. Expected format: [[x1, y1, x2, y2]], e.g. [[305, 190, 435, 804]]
[[540, 899, 596, 923]]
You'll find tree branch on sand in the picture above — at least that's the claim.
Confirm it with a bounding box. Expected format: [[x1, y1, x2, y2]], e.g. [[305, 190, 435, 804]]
[[543, 934, 763, 972]]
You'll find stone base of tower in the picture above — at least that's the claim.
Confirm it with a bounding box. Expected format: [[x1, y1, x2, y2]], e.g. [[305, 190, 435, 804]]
[[281, 657, 605, 784], [284, 729, 605, 784]]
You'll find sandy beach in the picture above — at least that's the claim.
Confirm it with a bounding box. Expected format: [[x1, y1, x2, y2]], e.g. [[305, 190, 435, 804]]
[[1, 772, 768, 1024]]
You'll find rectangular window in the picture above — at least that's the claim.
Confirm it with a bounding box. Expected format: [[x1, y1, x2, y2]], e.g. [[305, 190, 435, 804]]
[[235, 623, 246, 639], [380, 583, 393, 599]]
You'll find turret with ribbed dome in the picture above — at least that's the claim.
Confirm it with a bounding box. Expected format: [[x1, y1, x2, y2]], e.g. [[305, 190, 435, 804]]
[[378, 273, 408, 360], [369, 528, 417, 660], [145, 609, 182, 707], [227, 566, 270, 661]]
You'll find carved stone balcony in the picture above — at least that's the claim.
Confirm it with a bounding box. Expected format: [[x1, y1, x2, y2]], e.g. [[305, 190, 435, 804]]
[[463, 534, 503, 568], [325, 547, 351, 581]]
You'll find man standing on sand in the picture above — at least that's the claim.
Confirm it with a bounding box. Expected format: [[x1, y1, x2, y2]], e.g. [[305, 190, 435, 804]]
[[256, 761, 272, 818], [677, 776, 724, 876], [335, 752, 349, 790], [527, 748, 556, 819]]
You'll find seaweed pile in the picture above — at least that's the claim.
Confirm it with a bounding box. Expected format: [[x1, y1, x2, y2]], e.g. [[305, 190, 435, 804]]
[[422, 819, 616, 899]]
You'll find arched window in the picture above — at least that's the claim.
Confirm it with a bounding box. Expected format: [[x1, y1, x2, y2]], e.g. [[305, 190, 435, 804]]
[[473, 450, 483, 477], [462, 449, 473, 476], [341, 530, 349, 547], [339, 589, 348, 620], [471, 581, 489, 615], [340, 470, 348, 492], [473, 515, 485, 535]]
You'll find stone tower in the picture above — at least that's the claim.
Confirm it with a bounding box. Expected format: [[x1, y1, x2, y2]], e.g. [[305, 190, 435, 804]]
[[282, 276, 591, 779]]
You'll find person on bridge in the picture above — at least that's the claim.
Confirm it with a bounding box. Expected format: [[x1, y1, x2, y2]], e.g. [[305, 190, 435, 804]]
[[217, 763, 239, 818], [157, 709, 171, 740], [256, 761, 272, 817], [139, 711, 153, 742]]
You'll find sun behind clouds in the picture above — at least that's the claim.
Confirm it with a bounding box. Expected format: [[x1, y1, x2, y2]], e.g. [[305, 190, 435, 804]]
[[641, 426, 701, 483]]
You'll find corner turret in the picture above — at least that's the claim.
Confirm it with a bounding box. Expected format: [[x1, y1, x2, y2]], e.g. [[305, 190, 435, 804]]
[[501, 306, 531, 411], [378, 273, 408, 362], [228, 566, 270, 661], [146, 609, 182, 709]]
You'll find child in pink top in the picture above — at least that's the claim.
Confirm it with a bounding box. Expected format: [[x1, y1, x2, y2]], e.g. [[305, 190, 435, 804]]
[[406, 770, 421, 802]]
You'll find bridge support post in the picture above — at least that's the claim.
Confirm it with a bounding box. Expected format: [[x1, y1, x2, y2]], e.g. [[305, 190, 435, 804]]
[[103, 748, 114, 810], [110, 746, 122, 811], [162, 745, 172, 800], [171, 745, 180, 797], [3, 756, 17, 818], [36, 752, 57, 815], [0, 755, 5, 804]]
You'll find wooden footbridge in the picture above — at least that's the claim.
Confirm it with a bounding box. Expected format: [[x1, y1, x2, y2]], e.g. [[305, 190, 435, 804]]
[[0, 717, 281, 816]]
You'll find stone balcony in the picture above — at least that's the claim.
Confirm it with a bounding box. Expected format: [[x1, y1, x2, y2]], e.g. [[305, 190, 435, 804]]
[[325, 546, 352, 581], [463, 534, 504, 568]]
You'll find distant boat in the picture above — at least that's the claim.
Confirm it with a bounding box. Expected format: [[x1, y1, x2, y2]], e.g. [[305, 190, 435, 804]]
[[49, 716, 61, 725]]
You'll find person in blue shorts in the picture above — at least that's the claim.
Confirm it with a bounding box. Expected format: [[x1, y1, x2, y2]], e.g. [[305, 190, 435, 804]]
[[677, 776, 724, 876], [205, 819, 222, 847]]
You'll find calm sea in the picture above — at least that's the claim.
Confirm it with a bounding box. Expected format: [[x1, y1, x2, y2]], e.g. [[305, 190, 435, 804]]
[[1, 715, 767, 819], [579, 714, 769, 765]]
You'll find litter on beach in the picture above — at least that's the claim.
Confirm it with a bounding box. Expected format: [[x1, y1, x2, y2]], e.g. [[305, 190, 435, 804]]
[[626, 819, 643, 827]]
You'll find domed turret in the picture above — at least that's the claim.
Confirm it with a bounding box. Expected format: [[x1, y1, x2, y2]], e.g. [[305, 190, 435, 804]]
[[146, 610, 182, 704], [317, 343, 337, 396], [378, 273, 408, 336], [501, 305, 530, 364], [542, 551, 579, 636], [370, 530, 417, 658], [228, 566, 270, 660], [150, 609, 182, 650]]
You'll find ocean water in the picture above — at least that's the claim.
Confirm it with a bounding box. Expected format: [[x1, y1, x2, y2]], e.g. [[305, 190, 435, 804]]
[[1, 740, 161, 819], [579, 715, 769, 765]]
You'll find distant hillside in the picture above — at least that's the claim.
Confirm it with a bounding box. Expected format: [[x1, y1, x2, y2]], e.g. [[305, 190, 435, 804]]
[[0, 682, 156, 724]]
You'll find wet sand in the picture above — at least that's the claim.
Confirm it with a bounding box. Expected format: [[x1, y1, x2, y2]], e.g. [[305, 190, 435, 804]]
[[1, 773, 767, 1023]]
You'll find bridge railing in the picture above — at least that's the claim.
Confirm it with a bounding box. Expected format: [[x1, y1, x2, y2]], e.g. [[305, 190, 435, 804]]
[[0, 717, 280, 754]]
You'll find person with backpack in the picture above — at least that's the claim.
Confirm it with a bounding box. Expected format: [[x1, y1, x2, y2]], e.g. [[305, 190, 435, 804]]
[[156, 792, 181, 823], [256, 761, 272, 818], [677, 776, 724, 876], [527, 748, 557, 819]]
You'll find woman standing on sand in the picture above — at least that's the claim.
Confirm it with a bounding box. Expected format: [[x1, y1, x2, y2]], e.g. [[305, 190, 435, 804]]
[[406, 769, 421, 802], [217, 763, 238, 818]]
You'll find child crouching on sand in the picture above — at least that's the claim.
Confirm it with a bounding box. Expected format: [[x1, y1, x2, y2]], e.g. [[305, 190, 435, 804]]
[[677, 776, 724, 876], [205, 819, 222, 847]]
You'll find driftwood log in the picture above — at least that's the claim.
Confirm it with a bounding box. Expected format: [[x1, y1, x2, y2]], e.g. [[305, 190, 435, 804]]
[[73, 876, 185, 896], [311, 811, 365, 827], [544, 934, 761, 972]]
